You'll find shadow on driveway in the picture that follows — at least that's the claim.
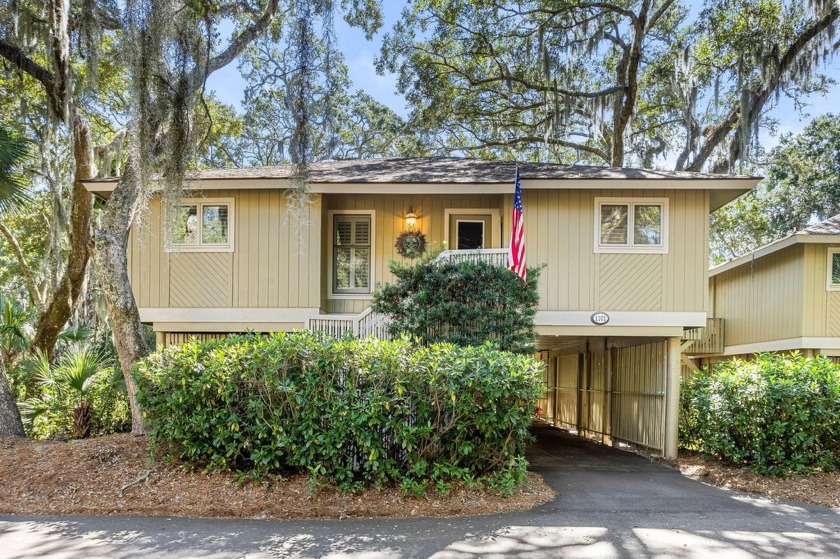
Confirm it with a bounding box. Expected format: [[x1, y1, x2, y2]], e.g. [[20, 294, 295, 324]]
[[1, 427, 839, 558]]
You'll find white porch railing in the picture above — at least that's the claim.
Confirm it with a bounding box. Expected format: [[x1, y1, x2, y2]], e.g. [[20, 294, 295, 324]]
[[308, 249, 509, 340], [433, 248, 509, 267], [308, 307, 393, 340]]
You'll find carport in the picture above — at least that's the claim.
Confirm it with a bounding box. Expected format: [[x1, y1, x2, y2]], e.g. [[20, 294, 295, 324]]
[[535, 335, 682, 458]]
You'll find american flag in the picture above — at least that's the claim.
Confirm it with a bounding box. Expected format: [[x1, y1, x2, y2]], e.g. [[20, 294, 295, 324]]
[[507, 167, 526, 282]]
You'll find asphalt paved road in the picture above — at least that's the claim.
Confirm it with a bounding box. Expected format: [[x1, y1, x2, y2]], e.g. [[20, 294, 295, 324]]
[[2, 426, 839, 558]]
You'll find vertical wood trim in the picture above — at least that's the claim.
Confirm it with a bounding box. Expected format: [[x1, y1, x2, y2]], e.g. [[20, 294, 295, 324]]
[[664, 336, 680, 459]]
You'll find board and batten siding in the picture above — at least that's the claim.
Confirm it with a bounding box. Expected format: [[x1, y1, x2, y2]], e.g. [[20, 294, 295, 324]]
[[322, 193, 504, 314], [501, 189, 710, 313], [712, 244, 805, 346], [802, 243, 840, 338], [127, 190, 322, 311]]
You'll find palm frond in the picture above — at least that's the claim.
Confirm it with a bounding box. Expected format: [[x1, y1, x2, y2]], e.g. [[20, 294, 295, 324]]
[[56, 346, 108, 398], [0, 295, 31, 352], [0, 128, 31, 213], [26, 349, 53, 386], [58, 324, 93, 343]]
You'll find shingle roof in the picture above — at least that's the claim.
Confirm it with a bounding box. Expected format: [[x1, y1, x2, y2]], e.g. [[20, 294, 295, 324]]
[[85, 156, 755, 183], [801, 214, 840, 235]]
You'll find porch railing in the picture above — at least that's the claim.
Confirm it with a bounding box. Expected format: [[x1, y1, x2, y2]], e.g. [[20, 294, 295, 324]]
[[433, 247, 509, 267], [307, 307, 392, 340], [308, 249, 509, 340], [683, 318, 725, 355]]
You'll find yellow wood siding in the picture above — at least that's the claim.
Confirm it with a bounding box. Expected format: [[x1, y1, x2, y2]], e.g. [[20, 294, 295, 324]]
[[130, 187, 712, 320], [128, 190, 321, 312], [802, 243, 840, 338], [713, 245, 804, 346], [169, 253, 232, 307], [611, 341, 666, 450], [323, 194, 504, 313], [502, 189, 708, 312]]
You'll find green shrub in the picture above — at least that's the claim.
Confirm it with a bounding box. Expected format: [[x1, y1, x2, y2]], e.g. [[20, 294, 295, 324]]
[[135, 332, 544, 493], [372, 259, 540, 354], [680, 353, 840, 475], [26, 361, 130, 439]]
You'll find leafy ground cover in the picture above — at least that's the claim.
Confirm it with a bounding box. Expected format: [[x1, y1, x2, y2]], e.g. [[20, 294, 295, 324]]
[[0, 434, 554, 519]]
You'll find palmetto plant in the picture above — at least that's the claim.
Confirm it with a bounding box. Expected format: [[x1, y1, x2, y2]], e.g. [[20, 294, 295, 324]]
[[0, 128, 29, 213], [35, 346, 110, 439]]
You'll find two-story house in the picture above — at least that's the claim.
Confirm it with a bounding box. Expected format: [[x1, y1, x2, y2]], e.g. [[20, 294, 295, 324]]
[[83, 157, 758, 458]]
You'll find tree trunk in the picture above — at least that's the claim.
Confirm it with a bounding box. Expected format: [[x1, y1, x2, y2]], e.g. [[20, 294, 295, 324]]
[[0, 355, 25, 438], [93, 164, 149, 435], [31, 115, 93, 356]]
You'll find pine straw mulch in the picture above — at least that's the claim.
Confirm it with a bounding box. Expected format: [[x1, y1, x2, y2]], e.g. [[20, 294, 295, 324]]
[[0, 434, 554, 520], [672, 451, 840, 510]]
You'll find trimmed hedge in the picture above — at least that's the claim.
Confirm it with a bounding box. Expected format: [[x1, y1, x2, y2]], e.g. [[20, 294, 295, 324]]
[[135, 332, 544, 494], [680, 353, 840, 475], [372, 259, 540, 354]]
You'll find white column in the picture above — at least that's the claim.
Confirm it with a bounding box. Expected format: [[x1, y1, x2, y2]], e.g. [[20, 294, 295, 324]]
[[664, 336, 681, 459]]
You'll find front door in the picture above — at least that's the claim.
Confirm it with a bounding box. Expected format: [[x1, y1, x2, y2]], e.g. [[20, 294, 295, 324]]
[[448, 213, 493, 249]]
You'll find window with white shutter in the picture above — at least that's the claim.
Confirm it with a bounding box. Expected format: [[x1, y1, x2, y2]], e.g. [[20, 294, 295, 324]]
[[333, 215, 372, 294]]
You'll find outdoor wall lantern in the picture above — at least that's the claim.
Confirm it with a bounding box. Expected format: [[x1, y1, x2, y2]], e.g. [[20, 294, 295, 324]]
[[396, 206, 426, 259], [405, 207, 418, 231]]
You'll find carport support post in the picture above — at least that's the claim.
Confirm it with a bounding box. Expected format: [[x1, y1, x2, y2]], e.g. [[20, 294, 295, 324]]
[[664, 336, 681, 459]]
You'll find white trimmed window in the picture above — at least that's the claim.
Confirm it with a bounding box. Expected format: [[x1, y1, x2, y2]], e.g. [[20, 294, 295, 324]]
[[332, 214, 372, 295], [828, 248, 840, 291], [166, 198, 234, 252], [594, 198, 668, 254]]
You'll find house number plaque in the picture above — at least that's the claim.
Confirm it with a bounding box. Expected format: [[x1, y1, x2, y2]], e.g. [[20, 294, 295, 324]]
[[590, 312, 610, 325]]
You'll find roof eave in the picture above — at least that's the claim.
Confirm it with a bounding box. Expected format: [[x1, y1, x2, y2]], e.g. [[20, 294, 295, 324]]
[[83, 176, 760, 196], [710, 233, 840, 277]]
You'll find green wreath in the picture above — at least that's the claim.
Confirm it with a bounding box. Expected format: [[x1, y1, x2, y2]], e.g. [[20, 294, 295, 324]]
[[395, 230, 427, 259]]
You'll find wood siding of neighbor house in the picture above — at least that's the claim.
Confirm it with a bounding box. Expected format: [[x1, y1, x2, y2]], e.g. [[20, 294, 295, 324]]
[[502, 189, 710, 313], [711, 245, 805, 347], [321, 193, 504, 314], [802, 243, 840, 338], [128, 190, 322, 312]]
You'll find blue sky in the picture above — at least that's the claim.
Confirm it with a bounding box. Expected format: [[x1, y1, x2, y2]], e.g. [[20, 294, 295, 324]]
[[206, 2, 840, 155]]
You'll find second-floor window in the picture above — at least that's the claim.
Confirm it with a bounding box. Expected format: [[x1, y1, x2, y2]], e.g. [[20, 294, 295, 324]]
[[167, 198, 234, 252], [829, 248, 840, 291], [595, 198, 668, 254]]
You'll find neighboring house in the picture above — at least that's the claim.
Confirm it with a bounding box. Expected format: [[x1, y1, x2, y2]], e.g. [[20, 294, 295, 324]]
[[693, 214, 840, 366], [83, 157, 758, 458]]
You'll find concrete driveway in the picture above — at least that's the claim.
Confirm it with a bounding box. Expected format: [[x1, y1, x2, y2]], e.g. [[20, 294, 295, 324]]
[[2, 426, 839, 558]]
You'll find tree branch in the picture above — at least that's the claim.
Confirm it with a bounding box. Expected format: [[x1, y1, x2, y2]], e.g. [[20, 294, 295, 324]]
[[684, 6, 839, 172], [0, 223, 44, 313], [0, 40, 61, 118], [191, 0, 279, 90]]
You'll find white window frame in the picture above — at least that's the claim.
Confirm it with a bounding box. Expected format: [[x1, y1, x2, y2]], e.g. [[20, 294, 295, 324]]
[[828, 247, 840, 291], [594, 197, 669, 254], [443, 208, 501, 249], [454, 219, 486, 250], [165, 197, 234, 253], [328, 209, 375, 300]]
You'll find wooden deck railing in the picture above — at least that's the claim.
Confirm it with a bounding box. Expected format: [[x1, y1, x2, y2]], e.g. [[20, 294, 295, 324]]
[[683, 318, 725, 354], [309, 249, 508, 340], [433, 248, 509, 267], [307, 307, 392, 340]]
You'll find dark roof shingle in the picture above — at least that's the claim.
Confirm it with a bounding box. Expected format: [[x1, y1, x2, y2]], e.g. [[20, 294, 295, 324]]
[[801, 214, 840, 235], [87, 157, 754, 183]]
